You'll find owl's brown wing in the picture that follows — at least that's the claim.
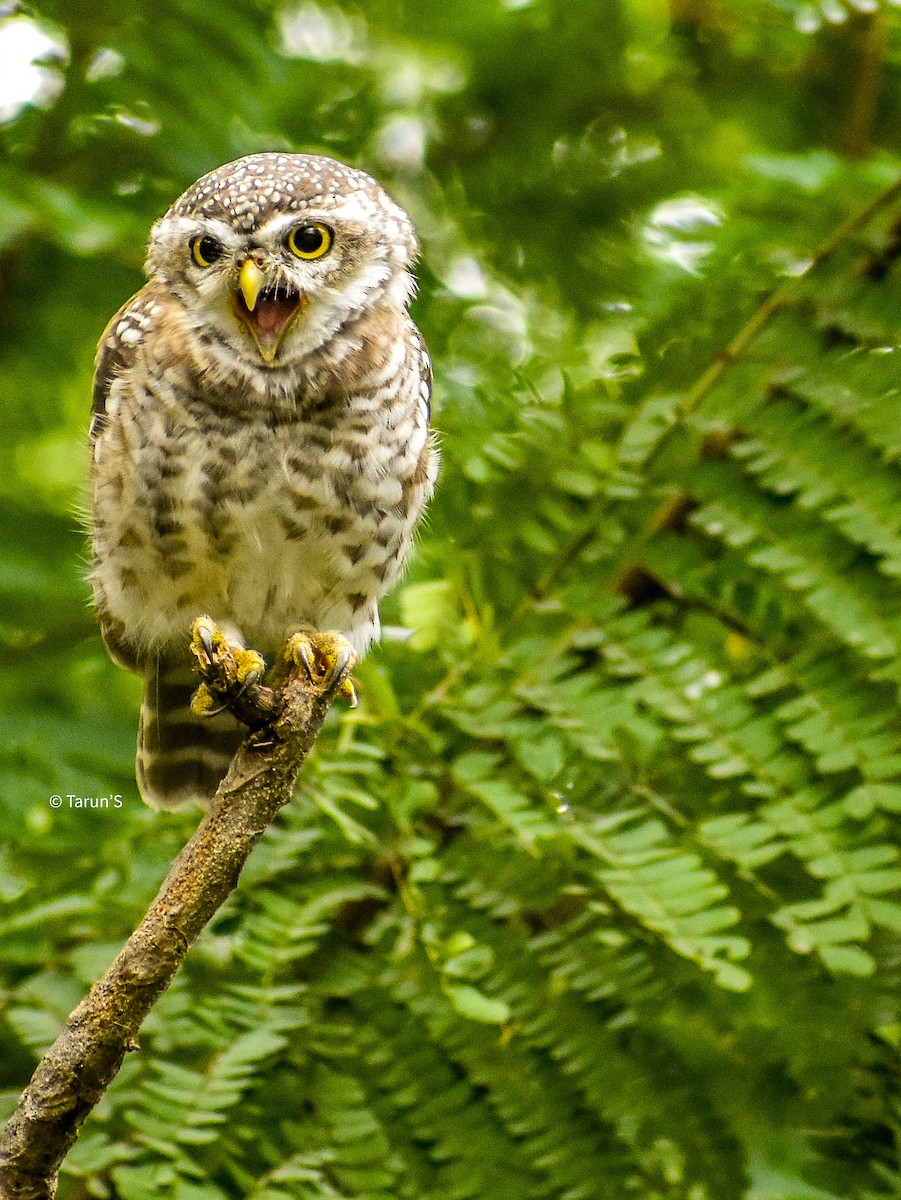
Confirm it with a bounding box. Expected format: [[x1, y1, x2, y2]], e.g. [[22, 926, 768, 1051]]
[[91, 287, 248, 808], [91, 285, 174, 440], [90, 286, 168, 670], [91, 291, 143, 444], [411, 323, 433, 419]]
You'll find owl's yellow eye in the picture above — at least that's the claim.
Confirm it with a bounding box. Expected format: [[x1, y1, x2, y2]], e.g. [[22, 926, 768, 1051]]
[[190, 235, 222, 267], [287, 223, 333, 260]]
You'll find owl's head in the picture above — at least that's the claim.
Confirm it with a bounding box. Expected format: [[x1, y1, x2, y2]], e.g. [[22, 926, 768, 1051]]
[[146, 153, 418, 368]]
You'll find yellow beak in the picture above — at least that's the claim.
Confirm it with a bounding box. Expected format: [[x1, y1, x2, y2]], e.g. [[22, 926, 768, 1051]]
[[233, 259, 304, 367], [239, 260, 267, 311]]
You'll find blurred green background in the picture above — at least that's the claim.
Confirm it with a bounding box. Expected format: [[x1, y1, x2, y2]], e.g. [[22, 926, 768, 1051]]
[[3, 0, 901, 1196]]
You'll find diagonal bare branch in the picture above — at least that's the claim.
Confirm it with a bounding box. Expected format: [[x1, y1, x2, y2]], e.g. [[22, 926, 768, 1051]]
[[0, 623, 355, 1200]]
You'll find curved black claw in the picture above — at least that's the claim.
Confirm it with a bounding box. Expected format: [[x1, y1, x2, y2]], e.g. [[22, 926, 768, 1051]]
[[284, 631, 358, 707], [293, 637, 316, 684], [198, 623, 215, 664], [329, 646, 354, 693], [189, 617, 273, 725]]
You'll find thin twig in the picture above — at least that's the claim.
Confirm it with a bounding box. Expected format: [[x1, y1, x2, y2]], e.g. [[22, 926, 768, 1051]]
[[0, 625, 354, 1200]]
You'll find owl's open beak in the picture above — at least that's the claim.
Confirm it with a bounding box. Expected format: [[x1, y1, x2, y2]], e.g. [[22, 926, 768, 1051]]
[[232, 260, 305, 365]]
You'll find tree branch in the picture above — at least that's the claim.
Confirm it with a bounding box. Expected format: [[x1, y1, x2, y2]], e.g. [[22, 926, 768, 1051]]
[[0, 623, 355, 1200]]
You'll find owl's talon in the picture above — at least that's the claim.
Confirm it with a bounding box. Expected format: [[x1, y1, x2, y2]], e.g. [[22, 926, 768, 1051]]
[[283, 630, 356, 703], [338, 676, 358, 708], [190, 682, 218, 717], [198, 623, 215, 663], [191, 615, 220, 666], [286, 633, 317, 683], [234, 651, 265, 684], [328, 646, 353, 690], [315, 635, 357, 706], [188, 618, 276, 726]]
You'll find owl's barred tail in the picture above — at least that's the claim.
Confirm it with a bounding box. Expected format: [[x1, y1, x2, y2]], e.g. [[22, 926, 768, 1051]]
[[137, 661, 245, 809]]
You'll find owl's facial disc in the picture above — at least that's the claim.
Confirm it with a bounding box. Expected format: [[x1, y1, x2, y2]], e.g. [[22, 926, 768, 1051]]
[[231, 259, 305, 365]]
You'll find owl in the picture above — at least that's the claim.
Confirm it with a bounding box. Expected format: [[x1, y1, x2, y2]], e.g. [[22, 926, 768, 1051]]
[[90, 153, 437, 809]]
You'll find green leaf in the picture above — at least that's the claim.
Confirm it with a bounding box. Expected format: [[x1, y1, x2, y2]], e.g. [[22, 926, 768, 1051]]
[[818, 944, 875, 977], [445, 984, 511, 1024], [842, 783, 901, 818]]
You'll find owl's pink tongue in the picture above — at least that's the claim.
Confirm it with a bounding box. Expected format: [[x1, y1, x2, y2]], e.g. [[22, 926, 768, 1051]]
[[233, 285, 304, 361], [250, 291, 301, 339]]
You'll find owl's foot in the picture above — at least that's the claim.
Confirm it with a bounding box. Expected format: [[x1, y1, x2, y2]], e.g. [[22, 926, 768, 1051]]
[[189, 618, 357, 731], [284, 630, 358, 709], [190, 616, 274, 724]]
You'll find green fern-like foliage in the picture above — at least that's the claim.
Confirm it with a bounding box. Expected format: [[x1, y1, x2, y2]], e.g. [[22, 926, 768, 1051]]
[[1, 2, 901, 1198]]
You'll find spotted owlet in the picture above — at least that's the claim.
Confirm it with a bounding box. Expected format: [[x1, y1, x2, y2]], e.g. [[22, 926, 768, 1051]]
[[90, 153, 437, 809]]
